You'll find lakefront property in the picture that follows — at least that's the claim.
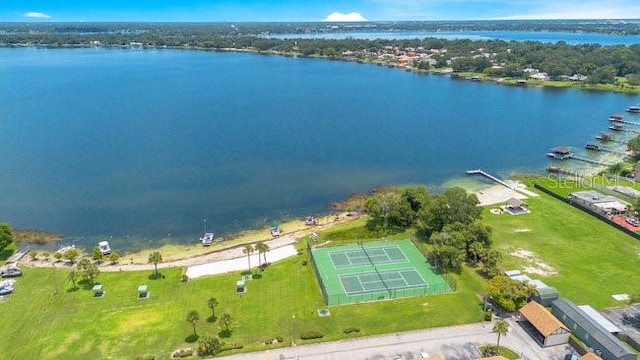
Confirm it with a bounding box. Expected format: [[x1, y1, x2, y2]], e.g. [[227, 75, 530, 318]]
[[3, 19, 640, 360]]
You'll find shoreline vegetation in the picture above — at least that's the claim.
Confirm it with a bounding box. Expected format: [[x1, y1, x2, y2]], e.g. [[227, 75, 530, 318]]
[[13, 228, 63, 244], [1, 22, 640, 94]]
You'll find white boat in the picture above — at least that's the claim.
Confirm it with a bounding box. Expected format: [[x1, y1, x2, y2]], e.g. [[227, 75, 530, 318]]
[[628, 105, 640, 113], [98, 241, 112, 255], [200, 232, 214, 246], [56, 245, 75, 254]]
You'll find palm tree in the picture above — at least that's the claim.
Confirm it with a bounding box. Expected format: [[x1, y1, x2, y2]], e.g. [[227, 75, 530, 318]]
[[493, 319, 509, 348], [67, 270, 78, 289], [148, 251, 163, 276], [207, 297, 219, 318], [186, 310, 201, 336], [254, 241, 270, 267], [242, 245, 254, 271]]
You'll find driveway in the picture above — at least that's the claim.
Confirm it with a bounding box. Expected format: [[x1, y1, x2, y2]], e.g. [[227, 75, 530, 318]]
[[217, 318, 572, 360]]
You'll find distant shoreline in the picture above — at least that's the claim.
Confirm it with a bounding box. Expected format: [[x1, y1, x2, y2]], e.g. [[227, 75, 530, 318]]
[[2, 44, 640, 95]]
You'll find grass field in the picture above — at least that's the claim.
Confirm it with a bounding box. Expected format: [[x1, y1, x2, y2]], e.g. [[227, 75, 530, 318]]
[[9, 180, 639, 358], [485, 185, 640, 309], [0, 239, 484, 359]]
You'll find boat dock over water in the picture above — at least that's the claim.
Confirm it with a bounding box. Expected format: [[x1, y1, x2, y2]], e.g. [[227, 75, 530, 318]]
[[595, 132, 626, 144], [584, 143, 626, 155], [466, 169, 516, 190], [628, 105, 640, 113], [568, 155, 614, 166], [546, 166, 586, 178], [608, 117, 640, 127]]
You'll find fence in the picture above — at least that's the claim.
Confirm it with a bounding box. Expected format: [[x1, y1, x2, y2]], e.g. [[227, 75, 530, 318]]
[[533, 183, 640, 241], [307, 240, 329, 304], [410, 238, 457, 292], [323, 282, 453, 306]]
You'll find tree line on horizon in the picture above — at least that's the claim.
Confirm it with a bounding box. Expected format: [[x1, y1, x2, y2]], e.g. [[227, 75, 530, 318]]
[[2, 23, 640, 85]]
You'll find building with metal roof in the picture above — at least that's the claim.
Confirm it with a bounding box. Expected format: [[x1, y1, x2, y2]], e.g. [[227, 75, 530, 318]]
[[551, 298, 635, 360]]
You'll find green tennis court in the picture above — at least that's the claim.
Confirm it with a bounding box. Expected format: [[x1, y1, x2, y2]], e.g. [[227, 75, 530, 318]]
[[340, 268, 427, 295], [328, 246, 408, 268], [309, 239, 455, 305]]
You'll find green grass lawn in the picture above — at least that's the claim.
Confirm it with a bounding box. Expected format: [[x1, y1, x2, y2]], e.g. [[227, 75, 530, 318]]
[[0, 243, 484, 359], [485, 187, 640, 309]]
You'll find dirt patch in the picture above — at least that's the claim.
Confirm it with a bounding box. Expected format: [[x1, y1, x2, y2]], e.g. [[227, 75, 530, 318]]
[[510, 248, 557, 276]]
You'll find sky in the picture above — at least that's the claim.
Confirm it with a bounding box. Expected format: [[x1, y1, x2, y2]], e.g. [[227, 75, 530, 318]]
[[2, 0, 640, 22]]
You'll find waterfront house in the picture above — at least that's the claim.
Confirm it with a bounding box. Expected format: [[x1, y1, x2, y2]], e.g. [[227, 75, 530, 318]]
[[568, 191, 628, 217]]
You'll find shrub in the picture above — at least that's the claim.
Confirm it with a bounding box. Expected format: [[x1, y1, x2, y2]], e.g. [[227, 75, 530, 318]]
[[265, 335, 284, 344], [479, 345, 499, 356], [343, 327, 360, 334], [179, 274, 189, 282], [170, 348, 193, 358], [301, 260, 307, 266], [300, 331, 324, 340], [221, 343, 243, 351], [484, 310, 493, 321], [135, 355, 156, 360]]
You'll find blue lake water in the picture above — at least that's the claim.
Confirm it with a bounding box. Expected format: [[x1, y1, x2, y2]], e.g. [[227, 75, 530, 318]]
[[1, 48, 639, 251], [269, 30, 640, 46]]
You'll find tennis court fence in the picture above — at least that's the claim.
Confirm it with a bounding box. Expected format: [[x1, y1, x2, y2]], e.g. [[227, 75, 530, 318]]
[[308, 240, 456, 306], [410, 238, 457, 292]]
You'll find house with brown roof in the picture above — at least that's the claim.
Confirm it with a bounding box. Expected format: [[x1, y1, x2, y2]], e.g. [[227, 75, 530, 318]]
[[580, 353, 603, 360], [518, 301, 570, 347]]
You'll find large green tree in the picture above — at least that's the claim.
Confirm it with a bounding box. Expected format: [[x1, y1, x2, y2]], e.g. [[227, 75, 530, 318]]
[[419, 187, 482, 233], [148, 251, 163, 276], [92, 246, 104, 264], [365, 186, 428, 232], [0, 223, 13, 252], [485, 275, 535, 312], [62, 248, 79, 265], [77, 258, 100, 286]]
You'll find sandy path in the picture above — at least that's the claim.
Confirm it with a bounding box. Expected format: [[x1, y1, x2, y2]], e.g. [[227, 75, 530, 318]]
[[185, 244, 297, 279]]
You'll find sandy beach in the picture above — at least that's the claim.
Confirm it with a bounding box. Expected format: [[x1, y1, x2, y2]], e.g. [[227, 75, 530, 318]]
[[474, 180, 538, 206], [16, 212, 360, 276]]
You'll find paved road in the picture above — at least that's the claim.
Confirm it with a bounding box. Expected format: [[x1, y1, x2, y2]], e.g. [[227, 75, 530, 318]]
[[217, 318, 571, 360]]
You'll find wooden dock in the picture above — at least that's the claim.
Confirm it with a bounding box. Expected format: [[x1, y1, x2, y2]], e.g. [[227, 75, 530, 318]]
[[6, 245, 30, 264], [611, 119, 640, 127], [568, 155, 614, 167], [466, 169, 516, 190], [546, 166, 586, 177]]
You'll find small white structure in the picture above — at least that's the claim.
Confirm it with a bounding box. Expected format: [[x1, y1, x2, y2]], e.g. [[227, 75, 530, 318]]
[[200, 232, 214, 246], [98, 241, 111, 255], [270, 224, 281, 237]]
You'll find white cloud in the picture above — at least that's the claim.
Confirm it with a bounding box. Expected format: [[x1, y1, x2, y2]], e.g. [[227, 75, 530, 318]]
[[24, 12, 51, 19], [323, 12, 367, 22]]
